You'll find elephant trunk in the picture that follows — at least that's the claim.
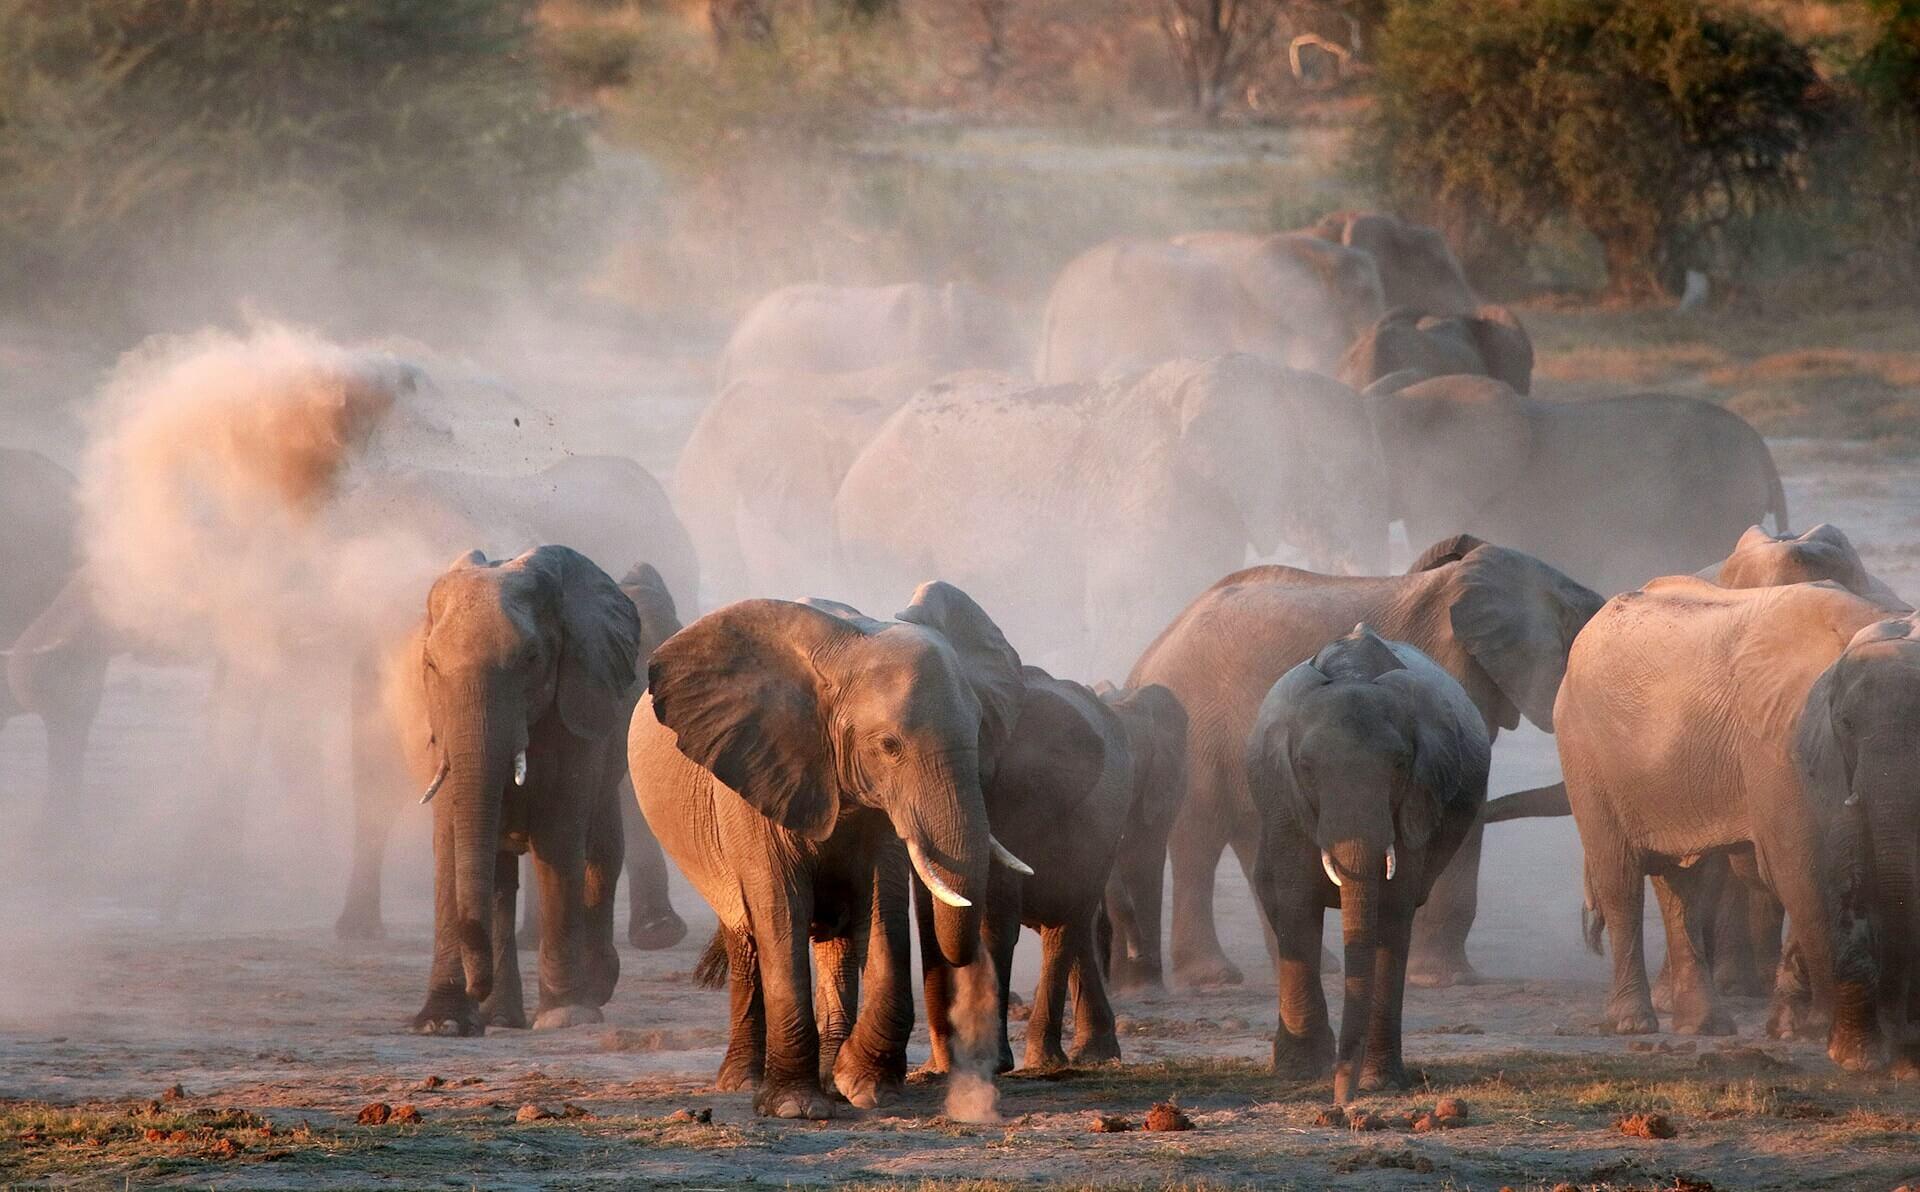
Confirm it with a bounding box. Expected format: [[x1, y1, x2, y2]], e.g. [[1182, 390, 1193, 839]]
[[1863, 781, 1915, 1043], [1330, 840, 1384, 1104], [437, 676, 522, 1004], [896, 752, 991, 968]]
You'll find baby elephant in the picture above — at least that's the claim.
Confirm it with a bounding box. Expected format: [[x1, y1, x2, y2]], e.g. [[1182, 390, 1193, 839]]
[[1248, 625, 1489, 1104]]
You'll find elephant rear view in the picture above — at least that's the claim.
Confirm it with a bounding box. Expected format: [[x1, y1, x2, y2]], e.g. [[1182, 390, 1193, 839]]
[[718, 282, 1022, 384], [1705, 524, 1909, 611]]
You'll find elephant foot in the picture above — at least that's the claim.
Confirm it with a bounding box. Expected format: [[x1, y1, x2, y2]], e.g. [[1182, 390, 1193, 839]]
[[411, 995, 483, 1037], [754, 1081, 836, 1120], [1672, 1004, 1736, 1037], [1765, 996, 1819, 1042], [715, 1053, 764, 1091], [1651, 971, 1675, 1014], [1019, 1046, 1071, 1074], [1406, 957, 1480, 989], [628, 910, 689, 952], [1173, 955, 1243, 989], [1827, 1026, 1888, 1074], [1606, 1009, 1659, 1036], [333, 907, 385, 942], [1889, 1043, 1920, 1080], [481, 996, 528, 1031], [1359, 1057, 1412, 1092], [832, 1062, 902, 1110], [1271, 1029, 1334, 1081], [1107, 956, 1165, 993], [532, 1004, 604, 1031], [1069, 1035, 1122, 1066]]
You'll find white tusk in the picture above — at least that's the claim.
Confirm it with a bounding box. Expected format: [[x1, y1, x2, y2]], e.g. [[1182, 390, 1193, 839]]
[[1386, 845, 1397, 881], [907, 838, 971, 908], [513, 750, 527, 786], [1321, 850, 1343, 888], [991, 835, 1033, 876], [420, 761, 449, 805]]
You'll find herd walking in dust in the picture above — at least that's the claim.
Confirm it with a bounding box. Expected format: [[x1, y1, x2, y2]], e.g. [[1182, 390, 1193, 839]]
[[5, 210, 1918, 1127]]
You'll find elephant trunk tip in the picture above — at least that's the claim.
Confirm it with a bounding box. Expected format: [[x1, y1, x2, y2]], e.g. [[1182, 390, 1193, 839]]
[[459, 917, 493, 1002]]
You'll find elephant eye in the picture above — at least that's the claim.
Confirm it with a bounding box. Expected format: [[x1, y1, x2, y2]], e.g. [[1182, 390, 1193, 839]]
[[877, 735, 904, 760]]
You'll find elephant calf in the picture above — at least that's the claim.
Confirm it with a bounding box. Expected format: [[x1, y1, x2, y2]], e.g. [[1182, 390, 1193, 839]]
[[1248, 626, 1489, 1104]]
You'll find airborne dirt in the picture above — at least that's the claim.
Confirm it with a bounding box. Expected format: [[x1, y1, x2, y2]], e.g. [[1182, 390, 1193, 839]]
[[3, 436, 1919, 1188]]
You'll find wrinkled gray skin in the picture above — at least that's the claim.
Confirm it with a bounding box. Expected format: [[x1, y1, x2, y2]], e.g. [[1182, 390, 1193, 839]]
[[1367, 376, 1789, 595], [1799, 614, 1920, 1071], [0, 450, 115, 824], [1128, 536, 1600, 990], [1556, 577, 1886, 1069], [1034, 233, 1385, 382], [1309, 211, 1480, 317], [1249, 627, 1489, 1103], [717, 282, 1023, 385], [334, 454, 696, 940], [407, 546, 642, 1038], [834, 357, 1389, 677], [920, 667, 1140, 1074], [1338, 306, 1535, 395], [630, 583, 1024, 1119], [1097, 683, 1191, 993]]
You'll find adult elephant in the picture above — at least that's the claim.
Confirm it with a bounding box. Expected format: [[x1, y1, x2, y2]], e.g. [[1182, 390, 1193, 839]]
[[1339, 307, 1535, 395], [630, 582, 1027, 1118], [1556, 577, 1886, 1069], [717, 282, 1021, 384], [834, 356, 1388, 677], [1249, 626, 1489, 1102], [1704, 524, 1910, 609], [1309, 211, 1479, 317], [1366, 376, 1788, 595], [1098, 682, 1190, 992], [1034, 233, 1384, 382], [675, 362, 941, 605], [406, 546, 642, 1037], [1130, 535, 1601, 989]]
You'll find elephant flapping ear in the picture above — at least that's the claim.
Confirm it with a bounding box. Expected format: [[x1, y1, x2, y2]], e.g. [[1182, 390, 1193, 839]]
[[1246, 656, 1334, 842], [1430, 537, 1602, 732], [649, 599, 857, 841], [1467, 305, 1534, 395], [1376, 651, 1492, 854], [521, 545, 644, 740], [895, 580, 1023, 779]]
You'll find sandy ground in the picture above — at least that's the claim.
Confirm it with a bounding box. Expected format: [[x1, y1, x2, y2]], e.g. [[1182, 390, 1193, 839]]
[[2, 437, 1919, 1188]]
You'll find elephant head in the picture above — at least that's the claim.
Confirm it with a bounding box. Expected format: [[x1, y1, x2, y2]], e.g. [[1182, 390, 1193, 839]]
[[1709, 525, 1911, 612], [417, 546, 641, 1003], [619, 562, 684, 664], [1249, 624, 1490, 1101], [648, 581, 1024, 966], [1313, 211, 1478, 317], [1101, 683, 1189, 837], [1365, 375, 1533, 543], [1413, 534, 1605, 732]]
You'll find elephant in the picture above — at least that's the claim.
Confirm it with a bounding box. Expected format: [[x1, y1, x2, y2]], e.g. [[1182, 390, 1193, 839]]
[[1098, 682, 1190, 993], [920, 666, 1153, 1074], [1798, 613, 1920, 1069], [1555, 576, 1887, 1068], [1366, 375, 1789, 595], [833, 355, 1389, 677], [1248, 625, 1489, 1103], [1128, 534, 1601, 989], [1034, 232, 1385, 382], [1309, 211, 1480, 317], [404, 546, 642, 1037], [717, 282, 1021, 384], [1338, 306, 1535, 395], [334, 453, 696, 939], [629, 582, 1028, 1118], [675, 362, 942, 605], [1703, 524, 1910, 610]]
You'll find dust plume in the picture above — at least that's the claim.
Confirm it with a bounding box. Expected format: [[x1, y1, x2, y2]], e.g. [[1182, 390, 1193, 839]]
[[944, 953, 1003, 1125]]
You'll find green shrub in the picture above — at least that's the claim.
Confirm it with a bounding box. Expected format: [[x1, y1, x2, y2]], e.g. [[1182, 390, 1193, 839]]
[[1361, 0, 1829, 300]]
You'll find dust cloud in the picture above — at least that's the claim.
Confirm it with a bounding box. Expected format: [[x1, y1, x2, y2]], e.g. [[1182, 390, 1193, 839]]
[[943, 954, 1003, 1125]]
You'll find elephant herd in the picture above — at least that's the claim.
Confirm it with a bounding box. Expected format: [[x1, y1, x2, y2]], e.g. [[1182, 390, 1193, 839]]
[[5, 210, 1917, 1117]]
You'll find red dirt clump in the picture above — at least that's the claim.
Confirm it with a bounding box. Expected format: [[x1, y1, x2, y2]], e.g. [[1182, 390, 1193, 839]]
[[1144, 1102, 1192, 1131], [515, 1104, 556, 1123], [1312, 1105, 1346, 1128], [160, 1084, 186, 1101], [389, 1104, 422, 1124], [1616, 1111, 1677, 1139], [1090, 1113, 1133, 1132], [355, 1103, 392, 1125]]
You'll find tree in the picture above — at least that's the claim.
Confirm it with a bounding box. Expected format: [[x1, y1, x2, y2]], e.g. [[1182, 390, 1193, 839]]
[[1363, 0, 1828, 299], [1158, 0, 1289, 121]]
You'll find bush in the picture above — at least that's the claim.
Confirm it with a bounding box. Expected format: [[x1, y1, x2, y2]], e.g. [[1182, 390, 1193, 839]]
[[1362, 0, 1830, 300], [1852, 0, 1920, 251], [0, 0, 589, 325]]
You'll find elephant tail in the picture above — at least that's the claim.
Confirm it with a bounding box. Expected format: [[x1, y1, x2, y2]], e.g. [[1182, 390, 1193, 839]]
[[1482, 781, 1572, 823], [1765, 453, 1789, 535], [693, 927, 731, 990], [1581, 875, 1606, 956]]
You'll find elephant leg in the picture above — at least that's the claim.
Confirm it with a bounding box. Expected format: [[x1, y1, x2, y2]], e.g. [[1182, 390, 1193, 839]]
[[1022, 924, 1072, 1071], [480, 850, 528, 1029], [1726, 850, 1783, 998], [582, 782, 623, 1007], [1168, 797, 1242, 987], [1650, 866, 1732, 1035], [1360, 902, 1416, 1091], [751, 888, 835, 1119], [1105, 841, 1166, 992], [1761, 839, 1880, 1068], [1587, 837, 1657, 1034], [716, 927, 765, 1091], [1408, 820, 1483, 987], [985, 896, 1020, 1074], [834, 848, 912, 1108], [413, 811, 482, 1036], [812, 933, 859, 1093], [915, 880, 955, 1075], [1261, 841, 1333, 1079], [620, 785, 686, 950], [1067, 906, 1121, 1065], [529, 841, 601, 1030]]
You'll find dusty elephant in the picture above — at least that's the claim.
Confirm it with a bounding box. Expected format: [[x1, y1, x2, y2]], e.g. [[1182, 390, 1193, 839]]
[[1338, 306, 1534, 395], [1308, 211, 1480, 317], [833, 356, 1388, 676], [1556, 577, 1887, 1067], [1129, 535, 1601, 990], [1098, 682, 1190, 993], [1034, 233, 1384, 382], [405, 546, 642, 1037], [717, 282, 1021, 384], [630, 582, 1028, 1118], [1249, 625, 1489, 1102], [1366, 376, 1788, 595]]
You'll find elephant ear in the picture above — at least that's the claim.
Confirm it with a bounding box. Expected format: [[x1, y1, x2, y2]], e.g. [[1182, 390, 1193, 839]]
[[1466, 305, 1534, 394], [1379, 646, 1492, 852], [648, 598, 858, 840], [799, 595, 893, 635], [1448, 544, 1604, 732], [992, 673, 1111, 819], [1794, 663, 1853, 815], [895, 581, 1024, 775], [619, 562, 682, 665], [1245, 659, 1332, 839], [525, 545, 643, 740]]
